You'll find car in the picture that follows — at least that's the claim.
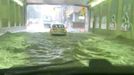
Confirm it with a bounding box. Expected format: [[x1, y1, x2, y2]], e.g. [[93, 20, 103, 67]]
[[50, 23, 67, 35]]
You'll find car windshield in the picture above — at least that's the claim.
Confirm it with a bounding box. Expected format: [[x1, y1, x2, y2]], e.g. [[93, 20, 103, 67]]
[[0, 0, 134, 74], [52, 24, 64, 28]]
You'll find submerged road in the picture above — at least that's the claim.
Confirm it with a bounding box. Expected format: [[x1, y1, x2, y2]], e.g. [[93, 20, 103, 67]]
[[1, 32, 134, 68], [25, 33, 90, 65]]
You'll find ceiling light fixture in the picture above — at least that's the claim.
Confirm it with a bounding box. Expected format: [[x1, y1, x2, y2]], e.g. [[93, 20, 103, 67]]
[[13, 0, 23, 6], [89, 0, 105, 7]]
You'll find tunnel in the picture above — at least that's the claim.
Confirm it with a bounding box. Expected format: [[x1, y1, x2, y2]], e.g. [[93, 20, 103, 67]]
[[0, 0, 134, 74]]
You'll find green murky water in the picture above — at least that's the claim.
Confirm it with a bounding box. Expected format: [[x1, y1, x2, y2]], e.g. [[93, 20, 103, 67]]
[[0, 32, 134, 69]]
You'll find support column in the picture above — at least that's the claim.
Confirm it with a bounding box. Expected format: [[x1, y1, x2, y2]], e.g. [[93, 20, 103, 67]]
[[72, 13, 76, 22], [7, 0, 11, 28], [14, 3, 17, 27], [8, 21, 10, 28], [0, 20, 1, 28], [14, 22, 17, 27], [85, 7, 90, 32], [18, 6, 22, 27]]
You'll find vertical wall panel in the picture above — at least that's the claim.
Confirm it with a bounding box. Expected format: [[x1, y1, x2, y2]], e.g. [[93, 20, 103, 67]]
[[90, 0, 134, 40], [0, 0, 24, 27], [132, 0, 134, 39]]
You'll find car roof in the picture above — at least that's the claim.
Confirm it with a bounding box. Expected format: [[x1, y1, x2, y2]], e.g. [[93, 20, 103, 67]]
[[51, 23, 64, 25]]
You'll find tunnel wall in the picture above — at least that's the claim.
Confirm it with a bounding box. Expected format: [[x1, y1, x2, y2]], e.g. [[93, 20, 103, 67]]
[[90, 0, 134, 40], [0, 0, 25, 32]]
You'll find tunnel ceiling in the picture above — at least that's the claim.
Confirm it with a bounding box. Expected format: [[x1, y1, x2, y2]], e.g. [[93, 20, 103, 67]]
[[26, 0, 90, 6]]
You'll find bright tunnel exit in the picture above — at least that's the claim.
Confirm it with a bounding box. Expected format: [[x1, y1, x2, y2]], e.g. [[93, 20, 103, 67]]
[[26, 5, 63, 32], [26, 4, 88, 32]]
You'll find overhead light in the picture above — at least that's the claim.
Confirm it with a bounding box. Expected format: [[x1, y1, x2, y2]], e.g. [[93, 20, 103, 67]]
[[13, 0, 23, 6], [89, 0, 105, 7]]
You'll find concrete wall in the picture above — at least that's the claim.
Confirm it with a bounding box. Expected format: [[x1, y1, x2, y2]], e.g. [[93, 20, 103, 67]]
[[0, 0, 25, 30], [90, 0, 134, 40]]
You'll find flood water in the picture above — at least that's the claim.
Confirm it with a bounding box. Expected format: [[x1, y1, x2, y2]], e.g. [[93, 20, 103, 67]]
[[25, 33, 89, 65], [0, 32, 134, 69]]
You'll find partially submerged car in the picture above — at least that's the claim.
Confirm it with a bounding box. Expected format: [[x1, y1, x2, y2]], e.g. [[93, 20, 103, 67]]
[[50, 23, 67, 35]]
